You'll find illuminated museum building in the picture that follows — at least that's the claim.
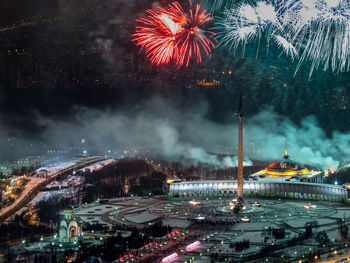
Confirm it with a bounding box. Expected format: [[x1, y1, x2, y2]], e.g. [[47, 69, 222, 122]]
[[169, 150, 348, 202], [250, 149, 323, 183]]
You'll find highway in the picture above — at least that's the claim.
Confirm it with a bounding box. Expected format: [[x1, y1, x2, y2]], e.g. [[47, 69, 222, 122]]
[[0, 156, 104, 224], [320, 252, 350, 263]]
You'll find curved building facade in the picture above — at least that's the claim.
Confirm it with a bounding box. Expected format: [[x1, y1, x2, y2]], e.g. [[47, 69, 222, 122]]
[[169, 180, 349, 202], [169, 147, 348, 202]]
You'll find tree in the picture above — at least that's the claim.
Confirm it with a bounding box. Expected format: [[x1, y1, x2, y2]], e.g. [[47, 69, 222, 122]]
[[304, 224, 312, 238], [339, 220, 348, 240]]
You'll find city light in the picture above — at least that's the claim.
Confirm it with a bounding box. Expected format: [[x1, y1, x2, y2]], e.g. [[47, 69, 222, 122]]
[[189, 200, 200, 206], [2, 1, 350, 261], [162, 252, 178, 262], [186, 240, 201, 251]]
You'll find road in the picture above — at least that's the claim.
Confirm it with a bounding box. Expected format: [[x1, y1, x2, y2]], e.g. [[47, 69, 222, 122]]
[[320, 251, 350, 263], [0, 156, 104, 224], [0, 177, 46, 216]]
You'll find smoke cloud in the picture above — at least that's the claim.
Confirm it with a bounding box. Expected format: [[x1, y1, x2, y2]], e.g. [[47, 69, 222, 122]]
[[245, 111, 345, 169], [1, 0, 350, 172], [0, 97, 346, 170]]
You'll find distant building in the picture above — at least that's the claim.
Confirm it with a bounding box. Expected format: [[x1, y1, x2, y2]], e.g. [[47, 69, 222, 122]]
[[169, 179, 348, 202], [169, 148, 348, 202], [250, 148, 323, 183]]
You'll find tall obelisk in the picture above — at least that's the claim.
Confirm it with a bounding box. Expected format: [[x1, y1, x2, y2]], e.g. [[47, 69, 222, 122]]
[[237, 92, 244, 202]]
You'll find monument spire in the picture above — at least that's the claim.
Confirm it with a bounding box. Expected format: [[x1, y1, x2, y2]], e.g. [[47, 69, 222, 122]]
[[237, 92, 244, 202], [285, 141, 287, 156], [283, 139, 289, 159]]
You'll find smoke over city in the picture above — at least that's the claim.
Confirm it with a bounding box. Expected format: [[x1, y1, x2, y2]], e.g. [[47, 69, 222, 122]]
[[1, 97, 348, 170], [1, 0, 350, 171]]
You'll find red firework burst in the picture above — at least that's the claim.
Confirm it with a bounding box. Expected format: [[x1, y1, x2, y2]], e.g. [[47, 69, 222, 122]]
[[132, 1, 216, 67]]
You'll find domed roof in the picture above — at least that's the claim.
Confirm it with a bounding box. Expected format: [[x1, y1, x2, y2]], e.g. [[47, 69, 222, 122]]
[[64, 206, 74, 211], [266, 157, 305, 171], [263, 154, 309, 177]]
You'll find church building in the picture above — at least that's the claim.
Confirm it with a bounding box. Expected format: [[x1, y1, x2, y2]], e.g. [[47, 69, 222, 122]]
[[58, 206, 82, 243]]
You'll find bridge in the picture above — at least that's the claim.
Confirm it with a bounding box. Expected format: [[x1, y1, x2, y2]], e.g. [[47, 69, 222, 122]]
[[0, 156, 104, 224]]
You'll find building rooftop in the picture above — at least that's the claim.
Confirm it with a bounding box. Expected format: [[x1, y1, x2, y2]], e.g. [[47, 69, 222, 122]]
[[170, 177, 342, 189], [251, 147, 319, 178]]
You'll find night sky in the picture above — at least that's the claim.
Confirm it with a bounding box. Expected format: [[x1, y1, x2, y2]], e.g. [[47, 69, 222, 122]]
[[1, 0, 350, 165]]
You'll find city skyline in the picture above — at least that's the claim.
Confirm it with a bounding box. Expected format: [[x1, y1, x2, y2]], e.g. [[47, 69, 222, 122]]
[[1, 1, 350, 262]]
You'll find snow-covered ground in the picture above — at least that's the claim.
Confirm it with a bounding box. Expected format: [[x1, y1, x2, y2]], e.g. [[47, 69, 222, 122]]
[[162, 219, 192, 228], [79, 215, 109, 226], [232, 222, 280, 231], [285, 218, 335, 229], [30, 187, 80, 206], [76, 159, 115, 173], [74, 203, 121, 226], [75, 204, 118, 215], [124, 210, 160, 224], [329, 208, 350, 219], [36, 159, 79, 173]]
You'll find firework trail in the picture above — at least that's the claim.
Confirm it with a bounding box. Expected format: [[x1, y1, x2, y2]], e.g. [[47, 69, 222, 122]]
[[177, 3, 216, 66], [217, 0, 350, 77], [201, 0, 234, 13], [297, 0, 350, 76], [217, 1, 297, 59], [133, 1, 216, 67]]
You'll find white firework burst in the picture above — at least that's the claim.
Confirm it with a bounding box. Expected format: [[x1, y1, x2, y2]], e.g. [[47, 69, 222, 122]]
[[217, 1, 295, 56], [218, 0, 350, 77], [297, 0, 350, 76], [273, 34, 299, 60]]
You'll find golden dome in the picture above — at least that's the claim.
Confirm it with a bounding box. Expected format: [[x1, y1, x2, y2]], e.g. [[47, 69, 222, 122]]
[[262, 155, 309, 177]]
